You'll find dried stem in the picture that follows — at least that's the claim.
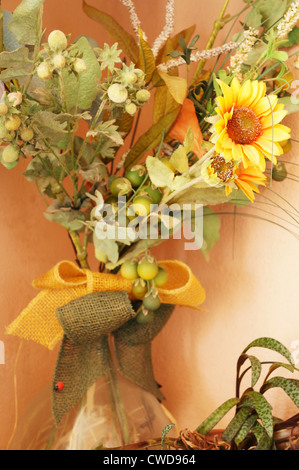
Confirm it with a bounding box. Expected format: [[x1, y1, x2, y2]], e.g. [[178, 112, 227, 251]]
[[191, 0, 230, 84]]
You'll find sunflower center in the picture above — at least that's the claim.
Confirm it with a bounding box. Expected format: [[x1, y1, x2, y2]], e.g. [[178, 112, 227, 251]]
[[227, 107, 262, 145], [210, 156, 233, 183]]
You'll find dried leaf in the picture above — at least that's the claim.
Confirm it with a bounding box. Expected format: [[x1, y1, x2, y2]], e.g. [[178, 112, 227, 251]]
[[138, 29, 156, 84], [82, 1, 139, 63], [158, 70, 187, 105], [124, 107, 180, 170]]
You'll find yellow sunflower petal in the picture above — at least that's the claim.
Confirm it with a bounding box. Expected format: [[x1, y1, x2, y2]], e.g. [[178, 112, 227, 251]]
[[217, 79, 234, 111], [262, 125, 290, 142], [252, 95, 278, 117], [242, 144, 261, 166], [235, 179, 257, 202], [230, 76, 241, 101], [261, 110, 288, 128], [237, 80, 253, 107]]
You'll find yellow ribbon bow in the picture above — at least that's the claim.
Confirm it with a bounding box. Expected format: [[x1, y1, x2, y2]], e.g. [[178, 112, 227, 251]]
[[6, 259, 205, 350]]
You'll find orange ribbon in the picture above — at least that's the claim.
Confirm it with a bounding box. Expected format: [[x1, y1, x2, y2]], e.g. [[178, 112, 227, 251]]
[[6, 259, 205, 350]]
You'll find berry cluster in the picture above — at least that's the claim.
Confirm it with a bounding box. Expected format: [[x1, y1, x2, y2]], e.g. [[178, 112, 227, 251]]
[[120, 254, 167, 324], [36, 30, 87, 81], [0, 90, 35, 168], [108, 164, 163, 220]]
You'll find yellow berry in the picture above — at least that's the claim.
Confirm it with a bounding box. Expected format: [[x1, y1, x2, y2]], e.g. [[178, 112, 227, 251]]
[[5, 115, 21, 131]]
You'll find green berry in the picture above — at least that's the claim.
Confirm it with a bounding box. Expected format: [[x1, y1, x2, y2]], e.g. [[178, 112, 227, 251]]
[[272, 162, 287, 182], [120, 260, 138, 280], [137, 256, 159, 281], [2, 144, 19, 163], [125, 165, 146, 188], [131, 195, 153, 217], [144, 183, 162, 204], [20, 128, 34, 142], [136, 307, 154, 324], [131, 278, 148, 299], [110, 177, 132, 197], [142, 289, 161, 311], [125, 102, 137, 115], [136, 89, 151, 102], [153, 267, 168, 287], [48, 30, 68, 52]]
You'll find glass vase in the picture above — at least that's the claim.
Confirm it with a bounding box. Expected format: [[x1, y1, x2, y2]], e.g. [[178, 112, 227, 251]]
[[8, 371, 177, 450]]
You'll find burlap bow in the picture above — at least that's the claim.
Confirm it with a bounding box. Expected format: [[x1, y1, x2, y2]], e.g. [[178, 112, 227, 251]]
[[6, 259, 205, 424], [52, 290, 175, 424], [6, 259, 205, 349]]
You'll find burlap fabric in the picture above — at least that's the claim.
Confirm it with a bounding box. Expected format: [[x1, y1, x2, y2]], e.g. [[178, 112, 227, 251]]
[[6, 259, 205, 349], [52, 290, 174, 424]]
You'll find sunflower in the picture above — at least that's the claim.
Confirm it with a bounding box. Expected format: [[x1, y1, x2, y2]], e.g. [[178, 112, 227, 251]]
[[201, 154, 235, 196], [234, 163, 267, 202], [210, 77, 290, 171]]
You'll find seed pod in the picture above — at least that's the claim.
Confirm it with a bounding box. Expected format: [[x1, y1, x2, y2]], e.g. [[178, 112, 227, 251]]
[[272, 162, 287, 182], [48, 30, 68, 52], [37, 62, 52, 80], [136, 89, 151, 102], [73, 58, 87, 74], [108, 83, 128, 104]]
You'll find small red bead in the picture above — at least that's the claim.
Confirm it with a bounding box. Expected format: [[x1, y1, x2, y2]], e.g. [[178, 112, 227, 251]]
[[54, 381, 64, 391]]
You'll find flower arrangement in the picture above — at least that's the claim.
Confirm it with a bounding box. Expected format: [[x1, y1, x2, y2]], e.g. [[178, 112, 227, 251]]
[[2, 0, 299, 451]]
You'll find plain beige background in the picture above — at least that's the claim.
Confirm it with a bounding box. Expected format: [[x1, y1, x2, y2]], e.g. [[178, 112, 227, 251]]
[[0, 0, 298, 449]]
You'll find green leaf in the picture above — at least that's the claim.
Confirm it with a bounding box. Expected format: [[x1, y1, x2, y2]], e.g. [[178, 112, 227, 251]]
[[237, 354, 262, 388], [124, 107, 180, 170], [32, 111, 68, 146], [234, 413, 258, 446], [244, 390, 273, 438], [251, 421, 273, 450], [242, 337, 295, 367], [201, 207, 221, 261], [3, 10, 21, 51], [196, 398, 240, 435], [161, 423, 175, 450], [0, 46, 30, 81], [261, 376, 299, 408], [146, 155, 175, 188], [278, 96, 299, 115], [221, 407, 253, 444], [93, 232, 119, 264], [62, 36, 102, 111], [170, 145, 189, 174], [284, 25, 299, 47], [8, 0, 44, 46], [82, 0, 139, 63], [44, 210, 85, 231], [271, 50, 288, 62]]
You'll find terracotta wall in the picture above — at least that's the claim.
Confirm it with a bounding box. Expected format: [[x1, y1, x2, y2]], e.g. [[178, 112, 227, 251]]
[[1, 0, 298, 449]]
